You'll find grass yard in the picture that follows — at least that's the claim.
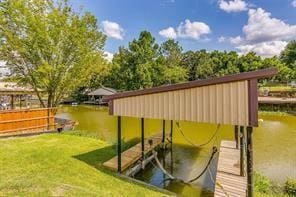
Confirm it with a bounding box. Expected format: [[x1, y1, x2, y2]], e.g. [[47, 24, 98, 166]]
[[0, 133, 170, 196]]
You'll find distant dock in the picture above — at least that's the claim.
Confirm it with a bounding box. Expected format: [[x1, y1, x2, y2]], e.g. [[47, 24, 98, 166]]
[[259, 96, 296, 104]]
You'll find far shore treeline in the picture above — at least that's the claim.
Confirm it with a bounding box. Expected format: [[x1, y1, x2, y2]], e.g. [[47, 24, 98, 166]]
[[100, 32, 295, 91], [0, 0, 295, 107]]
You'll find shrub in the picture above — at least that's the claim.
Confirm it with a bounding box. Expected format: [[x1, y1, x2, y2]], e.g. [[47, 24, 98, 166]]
[[255, 172, 272, 194], [285, 178, 296, 196]]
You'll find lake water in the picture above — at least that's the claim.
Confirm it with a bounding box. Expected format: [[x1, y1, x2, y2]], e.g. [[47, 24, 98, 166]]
[[57, 105, 296, 196]]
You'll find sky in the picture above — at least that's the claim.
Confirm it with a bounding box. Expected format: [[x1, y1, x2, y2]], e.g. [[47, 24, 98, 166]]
[[70, 0, 296, 59]]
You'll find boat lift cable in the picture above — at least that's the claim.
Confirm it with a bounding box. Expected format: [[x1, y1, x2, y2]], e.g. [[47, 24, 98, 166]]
[[151, 146, 218, 184], [176, 122, 221, 148]]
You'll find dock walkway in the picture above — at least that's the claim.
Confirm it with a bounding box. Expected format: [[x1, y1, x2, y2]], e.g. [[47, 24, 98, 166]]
[[214, 140, 247, 197], [103, 133, 166, 172]]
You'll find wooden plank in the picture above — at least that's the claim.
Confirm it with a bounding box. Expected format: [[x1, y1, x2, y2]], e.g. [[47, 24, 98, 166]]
[[215, 140, 247, 197], [103, 133, 165, 172]]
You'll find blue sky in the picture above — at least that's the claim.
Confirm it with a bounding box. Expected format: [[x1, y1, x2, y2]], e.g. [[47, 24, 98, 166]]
[[73, 0, 296, 58]]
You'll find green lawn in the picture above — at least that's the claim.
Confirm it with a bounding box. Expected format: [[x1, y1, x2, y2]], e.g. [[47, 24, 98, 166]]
[[0, 133, 170, 196]]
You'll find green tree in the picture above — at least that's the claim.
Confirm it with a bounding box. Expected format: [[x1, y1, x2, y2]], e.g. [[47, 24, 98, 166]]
[[181, 50, 215, 80], [210, 50, 239, 76], [105, 31, 162, 90], [237, 52, 263, 72], [280, 40, 296, 67], [159, 39, 187, 84], [0, 0, 106, 107], [280, 40, 296, 80], [262, 57, 293, 83]]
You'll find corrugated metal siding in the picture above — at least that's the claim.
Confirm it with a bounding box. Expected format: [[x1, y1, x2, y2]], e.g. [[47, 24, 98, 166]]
[[113, 81, 249, 126]]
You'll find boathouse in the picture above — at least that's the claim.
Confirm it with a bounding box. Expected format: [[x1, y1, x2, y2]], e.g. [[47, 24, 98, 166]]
[[86, 86, 117, 105], [0, 82, 36, 110], [103, 68, 278, 197]]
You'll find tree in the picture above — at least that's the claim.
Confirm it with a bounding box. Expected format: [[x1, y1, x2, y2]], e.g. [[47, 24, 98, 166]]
[[0, 0, 106, 107], [210, 50, 239, 76], [280, 40, 296, 67], [181, 50, 215, 80], [105, 31, 162, 90], [262, 57, 294, 83], [159, 39, 187, 84], [280, 40, 296, 80], [237, 52, 263, 72]]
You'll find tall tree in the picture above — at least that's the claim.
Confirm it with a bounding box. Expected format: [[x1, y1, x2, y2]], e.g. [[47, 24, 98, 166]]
[[159, 39, 187, 84], [280, 40, 296, 67], [280, 40, 296, 79], [0, 0, 106, 107], [210, 50, 239, 76], [181, 50, 215, 80], [106, 31, 162, 90], [237, 52, 263, 72]]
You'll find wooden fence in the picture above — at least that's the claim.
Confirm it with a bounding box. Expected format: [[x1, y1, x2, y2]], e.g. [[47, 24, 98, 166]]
[[0, 108, 56, 136]]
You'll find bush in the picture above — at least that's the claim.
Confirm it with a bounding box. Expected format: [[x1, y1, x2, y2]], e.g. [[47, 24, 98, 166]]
[[285, 178, 296, 196], [255, 172, 273, 194]]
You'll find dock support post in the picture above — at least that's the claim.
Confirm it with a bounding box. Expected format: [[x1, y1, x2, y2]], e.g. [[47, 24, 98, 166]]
[[235, 125, 239, 149], [247, 126, 254, 197], [117, 116, 122, 173], [170, 120, 173, 143], [141, 118, 145, 162], [162, 120, 165, 148], [240, 126, 245, 176], [170, 120, 173, 174]]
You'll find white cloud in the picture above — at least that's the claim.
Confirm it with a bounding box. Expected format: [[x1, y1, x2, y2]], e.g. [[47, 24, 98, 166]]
[[159, 19, 211, 40], [292, 0, 296, 7], [229, 36, 244, 45], [159, 27, 177, 39], [102, 20, 124, 40], [229, 8, 296, 57], [243, 8, 296, 43], [177, 20, 211, 39], [219, 0, 248, 13], [104, 51, 114, 62], [236, 41, 287, 57], [218, 36, 226, 42]]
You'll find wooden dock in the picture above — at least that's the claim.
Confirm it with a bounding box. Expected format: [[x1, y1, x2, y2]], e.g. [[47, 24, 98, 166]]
[[214, 140, 247, 197], [103, 133, 166, 172], [259, 96, 296, 104]]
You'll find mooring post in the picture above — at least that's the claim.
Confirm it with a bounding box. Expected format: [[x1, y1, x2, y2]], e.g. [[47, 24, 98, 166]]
[[247, 126, 254, 197], [162, 120, 165, 148], [240, 126, 245, 176], [170, 120, 173, 174], [141, 118, 145, 162], [117, 116, 122, 173], [170, 120, 173, 142], [235, 125, 239, 149]]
